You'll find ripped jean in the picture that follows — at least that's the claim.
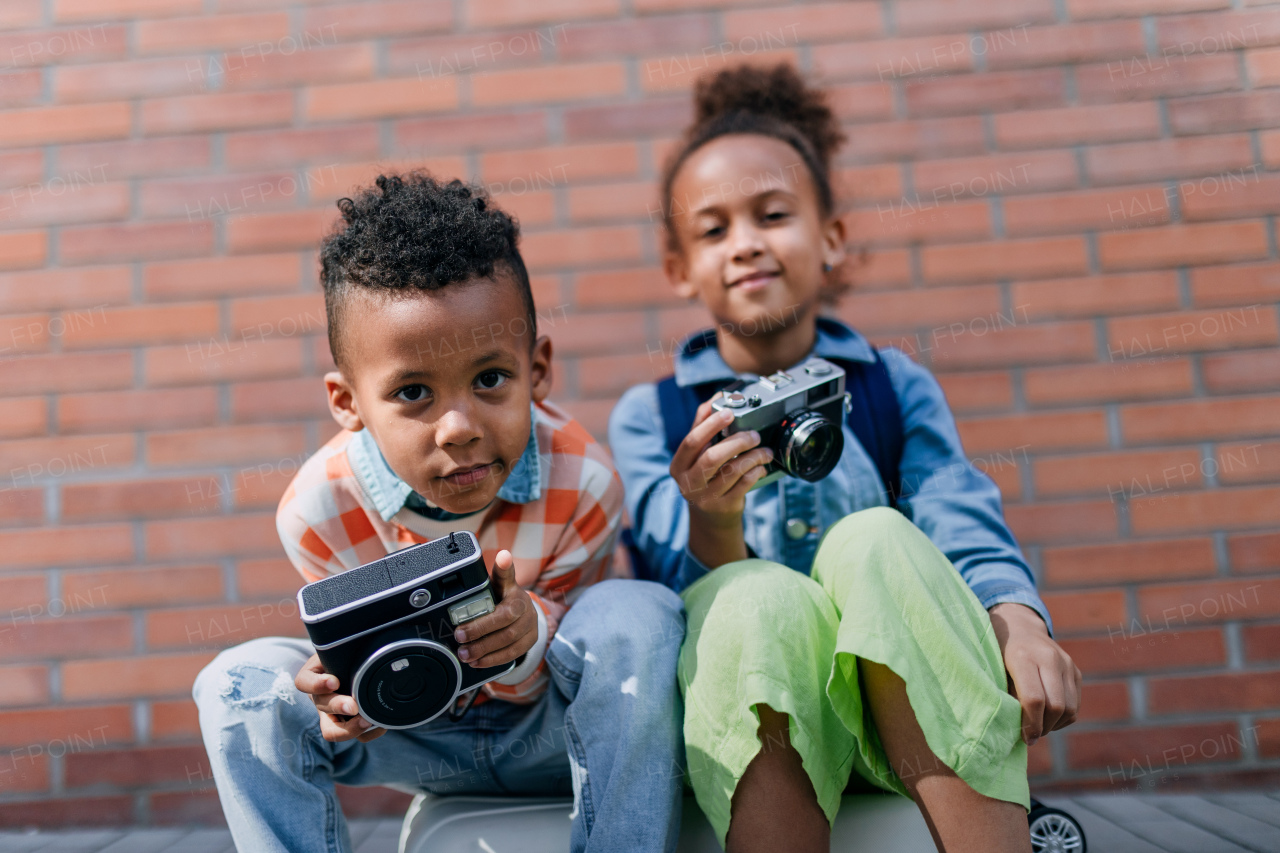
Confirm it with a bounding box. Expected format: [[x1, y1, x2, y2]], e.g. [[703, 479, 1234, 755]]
[[192, 579, 687, 853]]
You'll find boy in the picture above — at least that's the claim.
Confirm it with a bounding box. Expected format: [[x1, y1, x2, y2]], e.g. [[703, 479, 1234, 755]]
[[193, 173, 686, 853]]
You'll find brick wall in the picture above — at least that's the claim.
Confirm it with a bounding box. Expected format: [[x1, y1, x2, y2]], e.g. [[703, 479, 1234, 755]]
[[0, 0, 1277, 830]]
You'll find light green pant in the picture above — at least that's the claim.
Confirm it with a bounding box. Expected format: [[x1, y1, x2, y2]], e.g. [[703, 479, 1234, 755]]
[[678, 507, 1029, 847]]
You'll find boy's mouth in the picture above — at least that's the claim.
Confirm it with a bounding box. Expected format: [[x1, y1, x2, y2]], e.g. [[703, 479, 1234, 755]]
[[439, 462, 494, 488]]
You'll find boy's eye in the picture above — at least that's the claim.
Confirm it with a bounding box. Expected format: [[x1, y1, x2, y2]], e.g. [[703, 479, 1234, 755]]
[[395, 384, 429, 403], [699, 224, 724, 239], [476, 370, 507, 390]]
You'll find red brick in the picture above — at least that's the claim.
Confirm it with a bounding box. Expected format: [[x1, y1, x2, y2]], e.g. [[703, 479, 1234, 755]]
[[1078, 680, 1131, 723], [1035, 448, 1204, 499], [1003, 500, 1118, 544], [151, 789, 225, 825], [468, 0, 618, 28], [224, 125, 380, 170], [53, 57, 203, 103], [1243, 623, 1280, 662], [0, 351, 132, 395], [0, 794, 132, 828], [985, 21, 1147, 70], [1098, 221, 1270, 270], [957, 410, 1109, 454], [1157, 10, 1280, 52], [237, 557, 304, 598], [144, 253, 301, 301], [0, 524, 134, 570], [0, 397, 46, 439], [1060, 627, 1226, 677], [724, 3, 880, 43], [575, 352, 672, 398], [647, 49, 806, 96], [0, 25, 129, 67], [521, 227, 643, 272], [1014, 271, 1181, 320], [1108, 307, 1278, 359], [63, 650, 217, 701], [1230, 532, 1280, 573], [559, 397, 614, 442], [834, 164, 903, 202], [147, 600, 305, 650], [1067, 721, 1240, 770], [219, 43, 377, 92], [0, 0, 41, 30], [835, 284, 1002, 333], [0, 267, 131, 314], [1044, 538, 1218, 587], [0, 490, 43, 526], [228, 294, 325, 338], [906, 68, 1067, 118], [933, 371, 1013, 413], [0, 313, 50, 355], [225, 209, 337, 254], [812, 34, 976, 82], [848, 200, 991, 247], [55, 0, 202, 21], [844, 117, 987, 163], [0, 69, 48, 108], [142, 91, 293, 135], [855, 249, 913, 288], [0, 230, 48, 270], [1170, 91, 1280, 134], [1122, 397, 1280, 443], [311, 158, 467, 205], [395, 111, 550, 153], [60, 221, 214, 265], [922, 237, 1088, 283], [230, 376, 329, 422], [302, 1, 451, 41], [568, 180, 658, 223], [929, 320, 1096, 370], [0, 752, 49, 793], [1005, 184, 1172, 236], [1130, 486, 1280, 534], [481, 142, 637, 186], [1, 182, 130, 228], [65, 564, 224, 609], [147, 423, 307, 467], [61, 302, 221, 349], [1182, 172, 1280, 221], [1150, 670, 1280, 717], [303, 76, 458, 122], [492, 189, 555, 227], [995, 102, 1160, 149], [1024, 359, 1195, 406], [912, 151, 1078, 202], [0, 433, 134, 478], [1070, 0, 1228, 16], [564, 99, 689, 143], [63, 477, 222, 520], [1086, 135, 1256, 186], [59, 136, 212, 180], [1265, 130, 1280, 168], [1138, 578, 1280, 628], [1253, 47, 1280, 86], [1217, 441, 1280, 485], [474, 62, 625, 106], [59, 387, 218, 434], [0, 576, 45, 614], [0, 102, 130, 149], [0, 615, 132, 662], [1191, 261, 1280, 308], [1042, 589, 1128, 634], [0, 705, 133, 749], [1203, 351, 1280, 394], [0, 664, 48, 707], [135, 12, 288, 55], [139, 171, 304, 220], [0, 150, 44, 187], [66, 743, 208, 788], [145, 513, 279, 560], [559, 14, 714, 60], [150, 699, 200, 741], [1077, 53, 1239, 104]]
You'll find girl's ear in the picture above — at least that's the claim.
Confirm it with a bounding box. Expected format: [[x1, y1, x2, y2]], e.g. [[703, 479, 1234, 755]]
[[821, 214, 848, 272], [529, 335, 554, 403], [325, 371, 364, 432], [662, 246, 699, 301]]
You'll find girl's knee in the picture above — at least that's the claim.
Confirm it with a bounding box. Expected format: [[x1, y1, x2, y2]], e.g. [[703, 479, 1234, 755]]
[[693, 560, 826, 632]]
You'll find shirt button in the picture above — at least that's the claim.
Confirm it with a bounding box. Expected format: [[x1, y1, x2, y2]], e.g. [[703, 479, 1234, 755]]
[[785, 518, 809, 540]]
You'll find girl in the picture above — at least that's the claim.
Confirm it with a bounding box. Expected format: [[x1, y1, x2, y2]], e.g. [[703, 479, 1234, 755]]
[[608, 64, 1082, 853]]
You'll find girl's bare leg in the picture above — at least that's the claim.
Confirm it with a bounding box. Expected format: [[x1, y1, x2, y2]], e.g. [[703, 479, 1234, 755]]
[[724, 704, 828, 853], [859, 657, 1032, 853]]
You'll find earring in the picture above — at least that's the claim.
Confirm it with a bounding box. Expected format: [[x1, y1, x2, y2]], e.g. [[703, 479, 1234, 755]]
[[823, 262, 833, 273]]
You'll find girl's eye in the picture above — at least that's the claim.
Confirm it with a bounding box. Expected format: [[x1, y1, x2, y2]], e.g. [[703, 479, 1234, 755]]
[[476, 370, 508, 390], [395, 384, 429, 403], [700, 225, 724, 239], [763, 209, 789, 221]]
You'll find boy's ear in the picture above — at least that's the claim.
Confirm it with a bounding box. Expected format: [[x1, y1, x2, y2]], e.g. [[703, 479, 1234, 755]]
[[821, 214, 848, 272], [530, 335, 553, 403], [324, 371, 364, 432], [662, 248, 698, 302]]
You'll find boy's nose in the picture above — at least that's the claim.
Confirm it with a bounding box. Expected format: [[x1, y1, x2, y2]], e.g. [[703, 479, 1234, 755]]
[[434, 407, 483, 446], [728, 220, 766, 261]]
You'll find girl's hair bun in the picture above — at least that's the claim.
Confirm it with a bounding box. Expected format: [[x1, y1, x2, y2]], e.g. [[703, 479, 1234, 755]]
[[692, 63, 845, 171]]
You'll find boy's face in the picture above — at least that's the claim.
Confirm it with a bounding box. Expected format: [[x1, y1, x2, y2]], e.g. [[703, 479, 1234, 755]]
[[663, 134, 845, 336], [324, 273, 552, 516]]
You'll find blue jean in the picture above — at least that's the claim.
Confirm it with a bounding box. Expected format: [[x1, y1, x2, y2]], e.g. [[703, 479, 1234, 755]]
[[193, 579, 687, 853]]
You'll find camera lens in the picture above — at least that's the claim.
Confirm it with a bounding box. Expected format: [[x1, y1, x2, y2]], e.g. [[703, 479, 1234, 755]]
[[777, 409, 843, 481], [354, 642, 460, 729]]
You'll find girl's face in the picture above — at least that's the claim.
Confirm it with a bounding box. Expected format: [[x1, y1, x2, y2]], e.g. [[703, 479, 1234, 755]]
[[663, 134, 845, 338]]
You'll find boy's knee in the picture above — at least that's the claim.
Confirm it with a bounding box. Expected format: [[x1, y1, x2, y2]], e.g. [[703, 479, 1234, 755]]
[[571, 579, 685, 646], [193, 637, 307, 714]]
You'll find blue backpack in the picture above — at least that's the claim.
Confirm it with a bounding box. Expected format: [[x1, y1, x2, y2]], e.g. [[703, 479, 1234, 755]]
[[622, 346, 905, 582]]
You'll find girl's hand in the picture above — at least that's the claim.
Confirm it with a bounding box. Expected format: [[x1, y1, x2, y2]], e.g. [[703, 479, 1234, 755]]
[[988, 603, 1082, 746], [670, 398, 774, 518]]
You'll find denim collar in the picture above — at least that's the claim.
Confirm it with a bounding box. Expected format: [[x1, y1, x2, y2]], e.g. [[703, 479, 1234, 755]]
[[347, 403, 542, 523], [672, 315, 877, 387]]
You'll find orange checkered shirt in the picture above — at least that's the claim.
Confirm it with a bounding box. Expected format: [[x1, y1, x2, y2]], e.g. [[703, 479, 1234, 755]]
[[276, 400, 625, 703]]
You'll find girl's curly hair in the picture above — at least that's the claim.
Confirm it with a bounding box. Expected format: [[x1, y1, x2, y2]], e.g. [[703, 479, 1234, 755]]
[[320, 171, 535, 369], [659, 63, 851, 301]]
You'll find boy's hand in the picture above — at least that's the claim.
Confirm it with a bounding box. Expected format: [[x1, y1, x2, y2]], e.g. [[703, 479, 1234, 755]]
[[294, 655, 386, 744], [988, 603, 1082, 747], [670, 399, 774, 518], [453, 550, 538, 669]]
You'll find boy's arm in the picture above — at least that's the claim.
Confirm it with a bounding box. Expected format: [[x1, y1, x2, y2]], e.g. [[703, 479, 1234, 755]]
[[882, 348, 1055, 638]]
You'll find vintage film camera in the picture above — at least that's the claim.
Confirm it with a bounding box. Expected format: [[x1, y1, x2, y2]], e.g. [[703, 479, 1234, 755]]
[[709, 356, 851, 490], [297, 531, 516, 730]]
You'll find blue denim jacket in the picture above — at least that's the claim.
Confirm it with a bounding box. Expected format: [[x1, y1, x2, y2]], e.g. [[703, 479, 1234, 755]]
[[607, 317, 1054, 637]]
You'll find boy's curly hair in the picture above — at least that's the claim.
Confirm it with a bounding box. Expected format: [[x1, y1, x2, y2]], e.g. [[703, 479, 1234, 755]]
[[659, 63, 851, 301], [320, 171, 535, 370]]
